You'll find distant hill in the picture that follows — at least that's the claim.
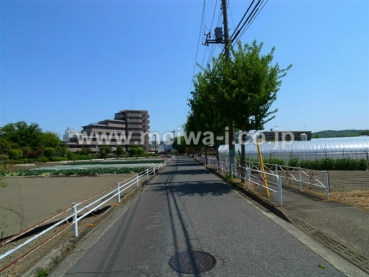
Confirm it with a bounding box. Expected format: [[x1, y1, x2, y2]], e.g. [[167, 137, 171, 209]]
[[312, 129, 369, 138]]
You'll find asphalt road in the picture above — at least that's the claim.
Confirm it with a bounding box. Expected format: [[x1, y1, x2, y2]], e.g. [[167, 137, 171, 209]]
[[51, 157, 350, 276]]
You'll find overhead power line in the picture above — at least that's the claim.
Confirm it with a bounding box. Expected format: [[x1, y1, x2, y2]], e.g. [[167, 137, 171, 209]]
[[182, 0, 207, 126]]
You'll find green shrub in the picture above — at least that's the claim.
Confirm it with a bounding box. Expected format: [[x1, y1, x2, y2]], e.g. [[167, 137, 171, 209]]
[[66, 151, 75, 160], [321, 158, 335, 170], [130, 148, 138, 156], [74, 155, 92, 160], [38, 156, 49, 163], [50, 157, 67, 161], [37, 269, 49, 277], [8, 149, 23, 160], [44, 148, 56, 159], [261, 157, 367, 171], [115, 145, 125, 156], [224, 172, 234, 183], [266, 158, 286, 165], [288, 158, 299, 167], [358, 159, 368, 170]]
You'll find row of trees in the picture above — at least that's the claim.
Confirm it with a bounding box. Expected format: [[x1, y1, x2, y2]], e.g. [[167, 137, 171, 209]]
[[181, 40, 292, 182], [0, 121, 65, 161], [0, 121, 148, 162]]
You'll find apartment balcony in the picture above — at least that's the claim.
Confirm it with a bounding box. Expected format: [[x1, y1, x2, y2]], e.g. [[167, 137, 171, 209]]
[[107, 123, 126, 128], [126, 118, 142, 123], [126, 124, 142, 129], [130, 135, 142, 140], [126, 113, 142, 118]]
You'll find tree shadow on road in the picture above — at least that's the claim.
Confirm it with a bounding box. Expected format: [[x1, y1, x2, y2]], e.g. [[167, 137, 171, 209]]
[[150, 180, 233, 198]]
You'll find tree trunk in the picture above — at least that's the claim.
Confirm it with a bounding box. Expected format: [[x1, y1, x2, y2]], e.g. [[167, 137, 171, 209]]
[[215, 143, 220, 161], [205, 145, 208, 165], [241, 124, 246, 184]]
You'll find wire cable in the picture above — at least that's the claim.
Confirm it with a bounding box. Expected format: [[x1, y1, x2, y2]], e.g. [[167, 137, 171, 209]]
[[229, 0, 255, 41], [232, 0, 262, 43], [238, 0, 268, 40], [182, 0, 207, 126]]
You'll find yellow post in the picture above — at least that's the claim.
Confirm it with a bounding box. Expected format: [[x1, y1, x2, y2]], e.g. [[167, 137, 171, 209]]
[[256, 141, 270, 197]]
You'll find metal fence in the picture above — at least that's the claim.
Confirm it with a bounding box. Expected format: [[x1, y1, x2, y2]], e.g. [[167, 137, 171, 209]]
[[196, 154, 329, 205], [195, 155, 283, 206], [247, 160, 329, 199], [0, 157, 174, 271]]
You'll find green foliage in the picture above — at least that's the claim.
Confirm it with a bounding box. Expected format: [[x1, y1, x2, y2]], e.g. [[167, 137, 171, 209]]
[[79, 147, 91, 156], [224, 172, 234, 183], [38, 156, 49, 163], [358, 159, 368, 170], [37, 269, 49, 277], [50, 157, 67, 162], [55, 145, 69, 157], [99, 150, 107, 159], [73, 155, 92, 160], [0, 138, 12, 154], [99, 145, 111, 153], [266, 158, 286, 166], [0, 166, 149, 177], [40, 132, 61, 148], [66, 151, 75, 160], [44, 147, 56, 159], [312, 129, 368, 138], [172, 136, 188, 154], [0, 121, 43, 149], [249, 157, 368, 171], [115, 145, 125, 156], [189, 40, 292, 165], [288, 158, 299, 167], [130, 148, 138, 156], [0, 154, 9, 162], [129, 146, 143, 156], [8, 149, 23, 160], [294, 158, 367, 171]]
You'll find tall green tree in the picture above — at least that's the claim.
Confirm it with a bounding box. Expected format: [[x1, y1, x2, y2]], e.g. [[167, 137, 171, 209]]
[[190, 40, 292, 181], [0, 121, 43, 150], [185, 87, 228, 161], [40, 131, 62, 148], [0, 138, 12, 155]]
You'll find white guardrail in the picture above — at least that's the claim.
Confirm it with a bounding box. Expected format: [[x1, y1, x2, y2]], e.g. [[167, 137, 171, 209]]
[[0, 157, 174, 266], [196, 155, 329, 206], [246, 160, 329, 200], [216, 160, 283, 206]]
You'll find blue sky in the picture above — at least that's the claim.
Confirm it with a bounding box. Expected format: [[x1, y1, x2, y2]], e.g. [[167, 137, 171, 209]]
[[1, 0, 368, 140]]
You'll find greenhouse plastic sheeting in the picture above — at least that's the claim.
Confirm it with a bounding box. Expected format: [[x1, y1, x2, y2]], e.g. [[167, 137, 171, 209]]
[[218, 136, 369, 162]]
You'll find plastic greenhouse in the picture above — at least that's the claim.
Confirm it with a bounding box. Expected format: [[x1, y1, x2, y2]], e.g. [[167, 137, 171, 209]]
[[218, 136, 369, 162]]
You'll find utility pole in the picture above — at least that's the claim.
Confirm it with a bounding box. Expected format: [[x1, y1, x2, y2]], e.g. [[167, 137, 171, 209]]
[[205, 0, 236, 172], [222, 0, 236, 171]]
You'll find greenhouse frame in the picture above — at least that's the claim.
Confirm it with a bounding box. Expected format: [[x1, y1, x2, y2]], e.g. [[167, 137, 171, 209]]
[[218, 136, 369, 162]]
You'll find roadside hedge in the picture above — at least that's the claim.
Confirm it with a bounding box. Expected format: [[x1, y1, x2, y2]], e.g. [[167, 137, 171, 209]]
[[245, 157, 368, 171]]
